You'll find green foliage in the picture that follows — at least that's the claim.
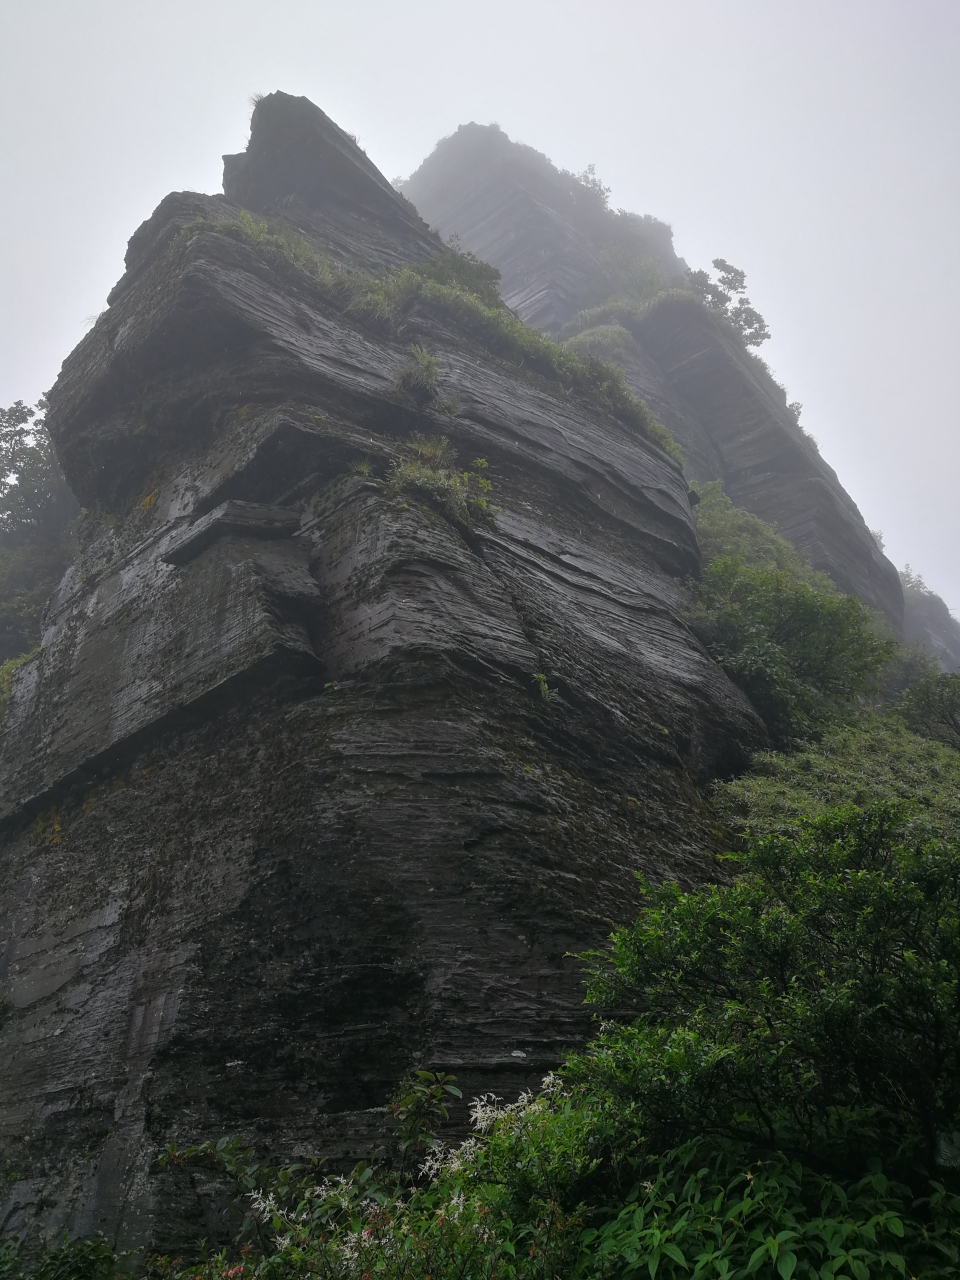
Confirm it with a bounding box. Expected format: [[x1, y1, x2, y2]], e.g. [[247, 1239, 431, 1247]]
[[563, 324, 635, 360], [394, 345, 441, 402], [390, 1069, 462, 1177], [899, 673, 960, 751], [583, 802, 960, 1176], [693, 556, 894, 746], [572, 247, 673, 314], [0, 401, 76, 543], [694, 482, 833, 590], [407, 245, 503, 309], [712, 714, 960, 844], [0, 1232, 124, 1280], [532, 672, 558, 703], [585, 1142, 958, 1280], [688, 258, 771, 347], [387, 434, 492, 523]]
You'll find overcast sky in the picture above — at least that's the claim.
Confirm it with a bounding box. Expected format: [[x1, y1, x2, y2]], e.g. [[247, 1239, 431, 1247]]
[[2, 0, 957, 608]]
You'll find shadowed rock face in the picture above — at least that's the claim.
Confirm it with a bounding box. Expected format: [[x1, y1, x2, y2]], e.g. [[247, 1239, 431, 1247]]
[[404, 123, 904, 629], [0, 94, 763, 1248]]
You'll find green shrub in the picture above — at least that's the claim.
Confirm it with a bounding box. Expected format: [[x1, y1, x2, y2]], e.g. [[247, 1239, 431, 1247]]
[[563, 324, 635, 360], [0, 1231, 124, 1280], [387, 434, 492, 523], [0, 400, 78, 660], [582, 802, 960, 1178], [583, 1142, 958, 1280], [712, 714, 960, 845], [693, 556, 894, 746], [394, 344, 441, 402], [693, 482, 833, 589], [898, 673, 960, 751]]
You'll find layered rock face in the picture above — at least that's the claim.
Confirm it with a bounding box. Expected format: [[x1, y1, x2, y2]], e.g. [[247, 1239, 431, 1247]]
[[0, 95, 763, 1248], [404, 124, 903, 628], [901, 574, 960, 671]]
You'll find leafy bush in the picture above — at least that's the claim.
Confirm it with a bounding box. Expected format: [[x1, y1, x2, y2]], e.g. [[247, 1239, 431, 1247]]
[[693, 556, 893, 746], [583, 1142, 957, 1280], [0, 1231, 124, 1280], [711, 714, 960, 845], [583, 802, 960, 1177], [562, 324, 634, 360], [899, 673, 960, 751], [693, 482, 833, 590]]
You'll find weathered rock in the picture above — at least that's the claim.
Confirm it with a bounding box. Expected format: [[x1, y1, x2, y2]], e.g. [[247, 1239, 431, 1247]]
[[901, 572, 960, 671], [403, 123, 904, 629], [0, 95, 763, 1247]]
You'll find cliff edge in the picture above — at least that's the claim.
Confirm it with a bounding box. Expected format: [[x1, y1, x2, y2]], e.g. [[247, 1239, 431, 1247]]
[[403, 123, 903, 629]]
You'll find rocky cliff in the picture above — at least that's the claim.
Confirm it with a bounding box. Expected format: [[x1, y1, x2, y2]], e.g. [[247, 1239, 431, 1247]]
[[403, 123, 904, 628], [0, 94, 763, 1248], [901, 571, 960, 671]]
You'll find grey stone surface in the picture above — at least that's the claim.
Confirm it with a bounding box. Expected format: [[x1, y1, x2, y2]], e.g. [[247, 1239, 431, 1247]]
[[403, 123, 904, 629], [901, 574, 960, 671], [0, 94, 764, 1247]]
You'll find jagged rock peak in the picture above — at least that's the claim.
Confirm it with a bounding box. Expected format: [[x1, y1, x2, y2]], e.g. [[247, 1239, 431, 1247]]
[[403, 122, 683, 332], [224, 91, 403, 218]]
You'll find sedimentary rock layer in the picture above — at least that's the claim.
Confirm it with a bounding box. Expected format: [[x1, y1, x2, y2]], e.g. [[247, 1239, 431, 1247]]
[[404, 123, 903, 628], [0, 95, 762, 1247]]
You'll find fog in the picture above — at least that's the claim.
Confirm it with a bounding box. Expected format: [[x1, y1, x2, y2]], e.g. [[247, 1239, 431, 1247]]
[[2, 0, 957, 607]]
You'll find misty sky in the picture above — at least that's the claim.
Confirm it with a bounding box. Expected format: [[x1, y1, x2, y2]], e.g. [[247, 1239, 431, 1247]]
[[2, 1, 957, 609]]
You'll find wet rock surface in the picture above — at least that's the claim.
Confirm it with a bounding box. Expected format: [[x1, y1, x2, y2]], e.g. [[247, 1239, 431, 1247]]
[[404, 123, 903, 629], [0, 95, 763, 1247]]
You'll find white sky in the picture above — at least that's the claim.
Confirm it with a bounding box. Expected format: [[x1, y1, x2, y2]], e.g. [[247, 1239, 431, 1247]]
[[2, 0, 957, 609]]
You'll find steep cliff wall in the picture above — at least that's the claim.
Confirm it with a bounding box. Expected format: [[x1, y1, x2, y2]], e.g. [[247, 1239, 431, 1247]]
[[901, 571, 960, 671], [403, 124, 903, 629], [0, 95, 763, 1248]]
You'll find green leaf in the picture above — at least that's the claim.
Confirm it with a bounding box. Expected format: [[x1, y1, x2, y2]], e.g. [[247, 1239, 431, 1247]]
[[777, 1252, 797, 1280], [747, 1244, 769, 1274]]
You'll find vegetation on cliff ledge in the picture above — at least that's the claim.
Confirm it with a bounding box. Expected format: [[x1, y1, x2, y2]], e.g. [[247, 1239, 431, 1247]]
[[187, 211, 684, 464]]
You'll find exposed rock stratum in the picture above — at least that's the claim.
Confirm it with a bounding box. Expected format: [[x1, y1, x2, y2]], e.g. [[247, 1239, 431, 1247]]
[[0, 95, 766, 1248], [403, 123, 903, 627]]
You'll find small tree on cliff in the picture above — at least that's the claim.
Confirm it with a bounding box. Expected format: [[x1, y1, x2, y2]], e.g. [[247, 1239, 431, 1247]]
[[688, 256, 771, 346], [0, 399, 78, 660]]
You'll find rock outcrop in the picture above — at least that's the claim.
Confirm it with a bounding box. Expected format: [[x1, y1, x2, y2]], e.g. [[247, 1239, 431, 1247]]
[[0, 95, 763, 1248], [901, 571, 960, 671], [403, 123, 904, 629]]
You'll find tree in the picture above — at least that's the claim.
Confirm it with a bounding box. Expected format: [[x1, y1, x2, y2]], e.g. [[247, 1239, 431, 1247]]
[[0, 400, 78, 660], [688, 256, 771, 346]]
